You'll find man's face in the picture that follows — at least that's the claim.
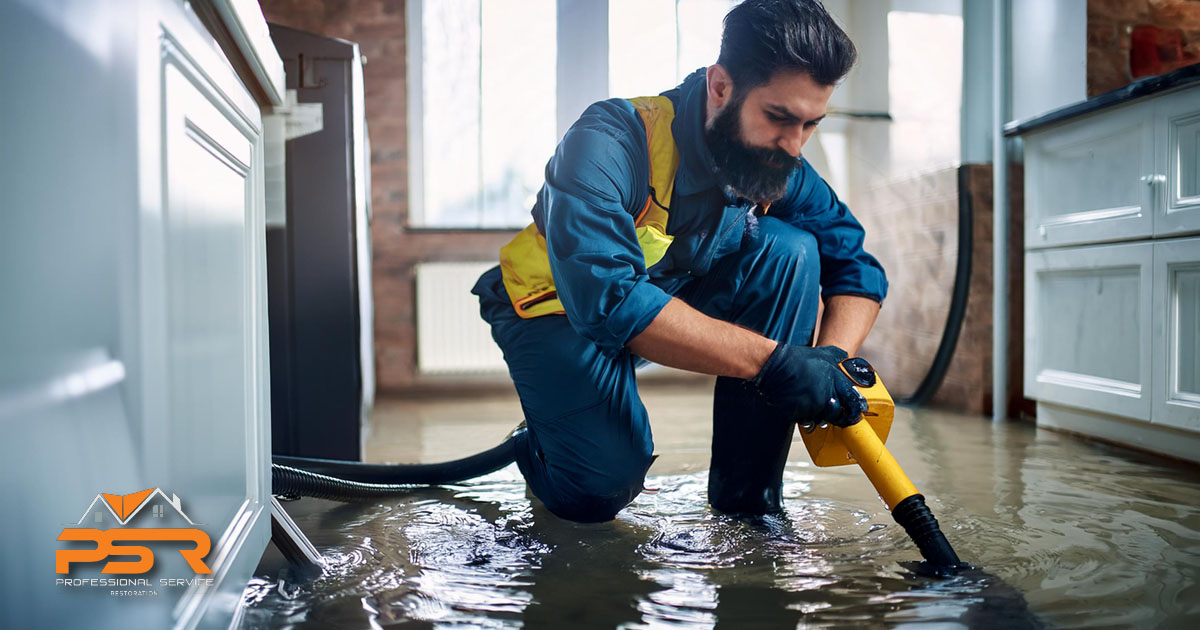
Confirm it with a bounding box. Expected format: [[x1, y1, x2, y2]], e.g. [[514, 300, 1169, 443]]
[[704, 68, 834, 203]]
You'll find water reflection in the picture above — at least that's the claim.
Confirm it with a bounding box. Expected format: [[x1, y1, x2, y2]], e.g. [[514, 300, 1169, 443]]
[[239, 411, 1200, 629]]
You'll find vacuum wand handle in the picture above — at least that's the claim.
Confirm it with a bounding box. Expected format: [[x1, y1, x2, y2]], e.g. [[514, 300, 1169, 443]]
[[839, 418, 963, 569], [839, 420, 918, 510]]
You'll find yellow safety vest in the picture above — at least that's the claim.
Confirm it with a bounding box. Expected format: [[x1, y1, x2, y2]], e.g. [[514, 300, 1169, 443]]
[[499, 95, 681, 319]]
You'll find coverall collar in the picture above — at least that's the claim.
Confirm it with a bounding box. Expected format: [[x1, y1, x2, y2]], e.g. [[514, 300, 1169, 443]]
[[668, 68, 722, 198]]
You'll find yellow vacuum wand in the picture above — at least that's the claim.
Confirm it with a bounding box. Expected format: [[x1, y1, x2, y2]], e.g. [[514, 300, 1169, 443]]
[[800, 357, 963, 570]]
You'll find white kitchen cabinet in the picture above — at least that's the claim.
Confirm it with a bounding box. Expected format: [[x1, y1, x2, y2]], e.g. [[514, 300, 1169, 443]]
[[1025, 242, 1155, 420], [1153, 237, 1200, 432], [1155, 89, 1200, 237], [146, 9, 274, 627], [1019, 81, 1200, 463], [1024, 103, 1156, 248], [0, 1, 282, 628], [1025, 84, 1200, 249]]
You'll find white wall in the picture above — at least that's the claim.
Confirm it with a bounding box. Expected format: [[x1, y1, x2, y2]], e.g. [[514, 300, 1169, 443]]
[[960, 0, 994, 164], [959, 0, 1087, 162], [1010, 0, 1087, 123]]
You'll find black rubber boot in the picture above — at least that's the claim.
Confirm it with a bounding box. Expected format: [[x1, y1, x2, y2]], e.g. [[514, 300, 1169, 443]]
[[708, 375, 797, 515]]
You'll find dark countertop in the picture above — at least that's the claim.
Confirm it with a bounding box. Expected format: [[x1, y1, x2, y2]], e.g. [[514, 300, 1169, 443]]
[[1004, 62, 1200, 137]]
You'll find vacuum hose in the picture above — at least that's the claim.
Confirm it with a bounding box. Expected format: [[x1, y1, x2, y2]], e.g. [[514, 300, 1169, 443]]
[[835, 358, 964, 572], [272, 464, 425, 500], [271, 430, 521, 499], [891, 494, 962, 569]]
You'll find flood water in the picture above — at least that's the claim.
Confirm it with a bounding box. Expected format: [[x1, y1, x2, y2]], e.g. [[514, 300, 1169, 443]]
[[239, 405, 1200, 629]]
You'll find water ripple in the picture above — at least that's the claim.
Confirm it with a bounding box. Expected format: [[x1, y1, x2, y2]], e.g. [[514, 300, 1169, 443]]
[[240, 413, 1200, 629]]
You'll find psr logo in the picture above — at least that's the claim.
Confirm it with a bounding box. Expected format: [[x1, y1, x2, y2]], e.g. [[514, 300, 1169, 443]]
[[55, 488, 212, 575]]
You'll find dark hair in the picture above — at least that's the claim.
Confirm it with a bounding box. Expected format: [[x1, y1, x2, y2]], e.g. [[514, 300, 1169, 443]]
[[717, 0, 857, 92]]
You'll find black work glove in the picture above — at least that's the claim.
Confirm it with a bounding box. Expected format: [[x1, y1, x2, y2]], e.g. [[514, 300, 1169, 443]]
[[751, 343, 868, 427]]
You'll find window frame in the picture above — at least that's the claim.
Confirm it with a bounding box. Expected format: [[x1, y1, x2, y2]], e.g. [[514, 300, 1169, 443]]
[[405, 0, 611, 229]]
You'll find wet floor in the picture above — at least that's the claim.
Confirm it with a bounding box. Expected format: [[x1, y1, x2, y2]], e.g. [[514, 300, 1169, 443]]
[[239, 384, 1200, 629]]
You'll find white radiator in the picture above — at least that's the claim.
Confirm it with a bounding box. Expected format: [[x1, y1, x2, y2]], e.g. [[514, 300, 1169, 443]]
[[416, 262, 509, 375]]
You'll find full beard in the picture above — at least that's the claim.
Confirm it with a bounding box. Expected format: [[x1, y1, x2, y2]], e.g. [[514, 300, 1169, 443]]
[[704, 98, 798, 204]]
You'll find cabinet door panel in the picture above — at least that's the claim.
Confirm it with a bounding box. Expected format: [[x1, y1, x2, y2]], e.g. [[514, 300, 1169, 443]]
[[1153, 238, 1200, 432], [1024, 104, 1155, 249], [1156, 89, 1200, 236], [139, 7, 271, 627], [1025, 243, 1154, 420], [163, 60, 253, 529]]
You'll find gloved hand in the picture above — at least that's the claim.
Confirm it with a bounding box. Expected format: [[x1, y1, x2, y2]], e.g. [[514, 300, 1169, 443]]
[[751, 342, 868, 427]]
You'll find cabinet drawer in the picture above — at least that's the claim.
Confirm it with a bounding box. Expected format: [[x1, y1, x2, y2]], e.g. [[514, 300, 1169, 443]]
[[1025, 242, 1154, 420], [1153, 237, 1200, 432], [1155, 88, 1200, 237], [1025, 103, 1155, 249]]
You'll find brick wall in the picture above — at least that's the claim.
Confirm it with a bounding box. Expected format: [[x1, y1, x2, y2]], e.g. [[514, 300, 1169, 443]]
[[856, 167, 959, 398], [1089, 0, 1200, 96], [856, 165, 1028, 417], [258, 0, 517, 392], [953, 164, 1030, 418]]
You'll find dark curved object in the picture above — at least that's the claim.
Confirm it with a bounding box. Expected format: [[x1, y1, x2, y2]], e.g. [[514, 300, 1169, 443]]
[[271, 430, 521, 497], [891, 493, 963, 572], [897, 166, 973, 406], [272, 464, 424, 500]]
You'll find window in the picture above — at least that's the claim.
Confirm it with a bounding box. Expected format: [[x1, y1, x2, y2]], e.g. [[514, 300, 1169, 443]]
[[408, 0, 738, 229], [609, 0, 737, 97], [887, 10, 963, 174], [408, 0, 556, 228]]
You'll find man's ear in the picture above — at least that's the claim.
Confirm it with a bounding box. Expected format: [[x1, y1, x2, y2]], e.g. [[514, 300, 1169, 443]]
[[706, 64, 734, 111]]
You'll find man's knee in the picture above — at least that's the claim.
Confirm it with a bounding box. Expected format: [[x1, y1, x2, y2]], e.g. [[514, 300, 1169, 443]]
[[540, 451, 653, 523], [544, 488, 638, 523], [748, 219, 820, 308], [759, 217, 819, 271]]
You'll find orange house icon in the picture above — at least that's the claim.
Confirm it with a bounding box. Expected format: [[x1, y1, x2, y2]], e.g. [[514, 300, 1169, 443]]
[[74, 488, 199, 526], [57, 488, 211, 575]]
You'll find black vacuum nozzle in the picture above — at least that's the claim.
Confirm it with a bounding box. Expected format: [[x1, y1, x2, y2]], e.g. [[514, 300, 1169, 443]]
[[891, 493, 965, 574]]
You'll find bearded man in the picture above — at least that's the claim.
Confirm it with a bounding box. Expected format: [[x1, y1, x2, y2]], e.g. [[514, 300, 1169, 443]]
[[472, 0, 888, 523]]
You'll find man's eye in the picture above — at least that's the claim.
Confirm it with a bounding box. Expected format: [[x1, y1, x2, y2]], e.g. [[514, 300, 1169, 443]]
[[805, 121, 820, 128], [767, 112, 788, 122]]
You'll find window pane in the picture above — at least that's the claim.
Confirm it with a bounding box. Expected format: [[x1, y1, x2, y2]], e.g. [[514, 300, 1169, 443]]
[[887, 11, 962, 173], [422, 0, 482, 227], [480, 0, 556, 228], [609, 0, 676, 97]]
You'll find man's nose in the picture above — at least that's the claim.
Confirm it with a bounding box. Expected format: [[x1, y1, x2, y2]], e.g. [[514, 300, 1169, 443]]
[[777, 127, 806, 158]]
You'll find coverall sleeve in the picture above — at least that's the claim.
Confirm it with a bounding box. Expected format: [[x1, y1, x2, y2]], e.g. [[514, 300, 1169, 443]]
[[536, 115, 673, 355], [775, 159, 889, 303]]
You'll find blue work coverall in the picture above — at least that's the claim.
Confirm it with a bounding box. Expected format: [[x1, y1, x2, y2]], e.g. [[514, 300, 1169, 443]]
[[472, 69, 888, 522]]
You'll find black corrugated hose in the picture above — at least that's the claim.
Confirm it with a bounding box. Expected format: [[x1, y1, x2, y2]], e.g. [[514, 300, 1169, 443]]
[[272, 428, 522, 499]]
